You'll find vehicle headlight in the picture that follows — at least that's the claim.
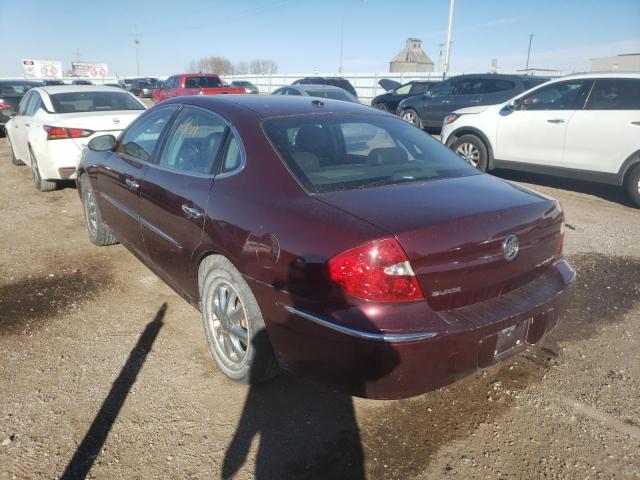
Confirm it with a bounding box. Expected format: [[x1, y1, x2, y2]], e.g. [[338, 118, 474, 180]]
[[444, 113, 461, 125]]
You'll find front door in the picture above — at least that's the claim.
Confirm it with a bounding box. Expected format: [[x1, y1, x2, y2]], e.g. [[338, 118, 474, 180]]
[[494, 79, 591, 166], [139, 106, 228, 299], [96, 105, 178, 257], [10, 91, 35, 161]]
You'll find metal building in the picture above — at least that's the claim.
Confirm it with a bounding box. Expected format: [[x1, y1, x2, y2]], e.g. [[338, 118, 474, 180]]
[[590, 53, 640, 72], [389, 38, 435, 73]]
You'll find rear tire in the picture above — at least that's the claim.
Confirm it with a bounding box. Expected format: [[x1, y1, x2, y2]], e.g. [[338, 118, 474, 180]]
[[373, 103, 388, 111], [450, 134, 489, 172], [199, 255, 279, 384], [79, 175, 118, 246], [7, 136, 24, 166], [29, 149, 57, 191], [624, 163, 640, 208], [401, 108, 422, 129]]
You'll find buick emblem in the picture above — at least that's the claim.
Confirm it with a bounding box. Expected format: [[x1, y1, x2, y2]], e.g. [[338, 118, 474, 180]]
[[502, 234, 519, 261]]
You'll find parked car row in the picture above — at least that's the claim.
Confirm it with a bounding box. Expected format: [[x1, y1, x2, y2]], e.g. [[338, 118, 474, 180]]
[[3, 86, 577, 399]]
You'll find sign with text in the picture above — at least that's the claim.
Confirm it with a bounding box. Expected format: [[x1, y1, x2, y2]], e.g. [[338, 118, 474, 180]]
[[71, 62, 108, 78], [22, 59, 63, 79]]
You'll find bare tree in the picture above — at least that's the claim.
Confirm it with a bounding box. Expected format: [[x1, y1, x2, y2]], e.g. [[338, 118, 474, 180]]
[[249, 59, 278, 74], [186, 56, 234, 75], [234, 61, 249, 75]]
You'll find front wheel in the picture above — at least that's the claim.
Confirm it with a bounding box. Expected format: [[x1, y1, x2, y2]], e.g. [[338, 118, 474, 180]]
[[450, 134, 489, 171], [79, 175, 118, 246], [199, 255, 279, 384], [624, 163, 640, 208], [401, 108, 422, 129]]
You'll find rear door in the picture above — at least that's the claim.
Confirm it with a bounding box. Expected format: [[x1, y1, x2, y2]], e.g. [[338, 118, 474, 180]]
[[494, 79, 591, 166], [562, 78, 640, 173], [96, 105, 178, 257], [139, 106, 228, 297], [11, 91, 38, 161]]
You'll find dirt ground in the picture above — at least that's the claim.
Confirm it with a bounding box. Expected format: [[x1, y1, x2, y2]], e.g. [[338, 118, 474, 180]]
[[0, 136, 639, 480]]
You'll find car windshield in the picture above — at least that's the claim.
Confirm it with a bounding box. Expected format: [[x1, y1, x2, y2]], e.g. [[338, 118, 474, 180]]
[[263, 113, 479, 193], [50, 91, 144, 113], [303, 89, 357, 103], [0, 81, 38, 95]]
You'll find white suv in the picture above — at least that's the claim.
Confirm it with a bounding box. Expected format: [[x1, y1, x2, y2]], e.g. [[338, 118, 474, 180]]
[[440, 73, 640, 207]]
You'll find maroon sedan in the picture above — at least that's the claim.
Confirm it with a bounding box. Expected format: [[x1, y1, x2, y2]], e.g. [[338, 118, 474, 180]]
[[77, 95, 575, 399]]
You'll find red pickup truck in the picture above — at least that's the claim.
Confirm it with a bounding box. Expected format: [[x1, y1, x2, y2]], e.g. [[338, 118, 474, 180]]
[[152, 74, 244, 103]]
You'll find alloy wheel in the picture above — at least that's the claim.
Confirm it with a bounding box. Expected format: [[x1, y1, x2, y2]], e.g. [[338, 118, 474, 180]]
[[84, 188, 98, 237], [455, 142, 481, 168], [30, 152, 41, 186], [402, 110, 417, 125], [206, 281, 249, 366]]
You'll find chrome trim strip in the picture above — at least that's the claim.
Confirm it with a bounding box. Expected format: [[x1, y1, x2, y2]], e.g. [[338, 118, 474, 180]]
[[139, 217, 183, 250], [99, 192, 138, 221], [282, 305, 439, 343]]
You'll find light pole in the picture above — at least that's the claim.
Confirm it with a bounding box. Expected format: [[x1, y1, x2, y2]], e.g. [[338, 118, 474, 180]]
[[338, 0, 365, 74], [443, 0, 455, 77], [133, 27, 141, 76], [525, 33, 533, 72]]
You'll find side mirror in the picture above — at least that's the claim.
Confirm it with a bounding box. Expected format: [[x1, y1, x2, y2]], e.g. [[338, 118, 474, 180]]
[[88, 134, 116, 152]]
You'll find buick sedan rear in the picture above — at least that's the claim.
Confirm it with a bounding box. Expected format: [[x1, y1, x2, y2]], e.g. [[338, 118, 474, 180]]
[[77, 95, 574, 399]]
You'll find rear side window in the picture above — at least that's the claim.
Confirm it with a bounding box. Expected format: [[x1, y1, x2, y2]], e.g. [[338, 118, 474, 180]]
[[221, 134, 242, 174], [454, 78, 483, 95], [409, 83, 429, 95], [118, 107, 177, 162], [263, 114, 478, 193], [185, 76, 222, 88], [304, 89, 356, 102], [483, 79, 515, 94], [18, 92, 33, 115], [157, 108, 227, 174], [585, 79, 640, 110]]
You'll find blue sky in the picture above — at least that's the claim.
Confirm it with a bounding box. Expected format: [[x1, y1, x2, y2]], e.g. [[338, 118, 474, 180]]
[[0, 0, 638, 77]]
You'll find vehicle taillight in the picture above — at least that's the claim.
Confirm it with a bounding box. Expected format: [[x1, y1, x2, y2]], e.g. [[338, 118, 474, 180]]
[[43, 125, 94, 140], [0, 102, 11, 109], [327, 238, 424, 302], [555, 222, 565, 258]]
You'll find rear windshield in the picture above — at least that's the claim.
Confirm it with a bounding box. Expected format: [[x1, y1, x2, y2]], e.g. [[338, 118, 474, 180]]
[[263, 114, 479, 193], [50, 91, 144, 113], [304, 89, 357, 103]]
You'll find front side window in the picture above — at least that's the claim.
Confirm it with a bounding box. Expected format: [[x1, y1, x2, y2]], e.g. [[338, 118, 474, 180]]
[[454, 78, 484, 95], [395, 84, 412, 95], [17, 92, 33, 115], [429, 81, 455, 98], [263, 114, 479, 193], [519, 80, 586, 111], [409, 83, 429, 95], [50, 92, 144, 113], [483, 79, 515, 94], [184, 76, 222, 89], [585, 79, 640, 110], [118, 107, 177, 162], [157, 108, 226, 174]]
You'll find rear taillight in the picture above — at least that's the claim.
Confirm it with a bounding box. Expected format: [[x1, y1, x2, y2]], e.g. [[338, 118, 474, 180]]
[[43, 125, 94, 140], [555, 222, 565, 258], [327, 238, 424, 302], [0, 102, 11, 109]]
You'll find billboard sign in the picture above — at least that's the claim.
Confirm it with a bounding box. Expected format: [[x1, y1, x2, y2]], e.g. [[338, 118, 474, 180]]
[[71, 62, 108, 78], [22, 59, 63, 79]]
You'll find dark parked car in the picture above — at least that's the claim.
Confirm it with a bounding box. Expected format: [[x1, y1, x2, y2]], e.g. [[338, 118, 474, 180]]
[[397, 73, 549, 130], [230, 80, 259, 94], [372, 79, 438, 112], [272, 84, 359, 103], [0, 80, 40, 132], [77, 95, 574, 399], [293, 76, 358, 97], [72, 79, 94, 85], [42, 80, 65, 86], [130, 78, 160, 97]]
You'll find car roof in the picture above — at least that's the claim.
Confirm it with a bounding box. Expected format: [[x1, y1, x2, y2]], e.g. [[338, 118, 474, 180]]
[[36, 85, 131, 95], [167, 94, 382, 119], [553, 71, 640, 80], [449, 73, 546, 81], [290, 84, 351, 91]]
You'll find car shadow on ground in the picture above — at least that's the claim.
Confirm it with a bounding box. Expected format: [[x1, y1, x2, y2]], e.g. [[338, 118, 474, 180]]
[[492, 168, 633, 207], [60, 303, 167, 480]]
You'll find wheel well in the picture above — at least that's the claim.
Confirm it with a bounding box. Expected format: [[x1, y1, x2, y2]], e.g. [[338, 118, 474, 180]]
[[621, 152, 640, 186], [447, 128, 495, 169]]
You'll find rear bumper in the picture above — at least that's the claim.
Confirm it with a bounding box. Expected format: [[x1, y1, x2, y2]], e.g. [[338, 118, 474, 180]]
[[253, 259, 575, 399]]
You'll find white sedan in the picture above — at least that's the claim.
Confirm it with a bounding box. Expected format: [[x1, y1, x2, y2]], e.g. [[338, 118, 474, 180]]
[[441, 72, 640, 207], [5, 85, 146, 191]]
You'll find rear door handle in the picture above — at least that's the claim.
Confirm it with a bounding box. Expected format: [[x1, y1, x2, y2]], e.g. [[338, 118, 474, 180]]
[[441, 100, 451, 104], [125, 178, 140, 191], [181, 205, 203, 219], [25, 122, 30, 127], [470, 99, 481, 103], [546, 119, 565, 124]]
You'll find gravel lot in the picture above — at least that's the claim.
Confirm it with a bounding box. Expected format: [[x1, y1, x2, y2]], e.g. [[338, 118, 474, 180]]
[[0, 135, 639, 479]]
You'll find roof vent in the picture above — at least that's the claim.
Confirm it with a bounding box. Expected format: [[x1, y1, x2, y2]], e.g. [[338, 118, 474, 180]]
[[311, 99, 324, 107]]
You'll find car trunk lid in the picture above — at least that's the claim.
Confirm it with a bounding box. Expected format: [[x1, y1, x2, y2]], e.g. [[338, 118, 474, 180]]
[[55, 110, 142, 150], [317, 174, 563, 311], [378, 79, 402, 92]]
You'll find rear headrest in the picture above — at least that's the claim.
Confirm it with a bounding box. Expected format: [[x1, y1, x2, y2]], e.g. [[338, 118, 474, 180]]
[[367, 147, 408, 165], [291, 152, 320, 172], [294, 125, 327, 153]]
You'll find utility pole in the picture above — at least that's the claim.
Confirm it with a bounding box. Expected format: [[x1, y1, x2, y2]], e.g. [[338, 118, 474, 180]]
[[443, 0, 455, 78], [74, 48, 80, 63], [339, 20, 344, 73], [525, 33, 533, 72], [437, 43, 445, 72], [133, 28, 141, 76]]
